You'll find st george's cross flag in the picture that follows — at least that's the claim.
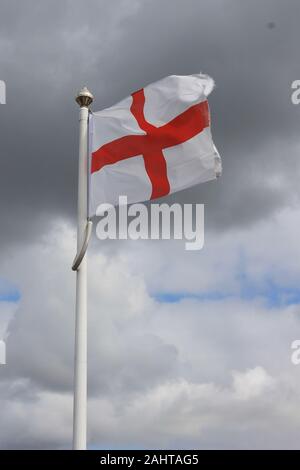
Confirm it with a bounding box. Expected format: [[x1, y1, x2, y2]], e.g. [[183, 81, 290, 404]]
[[89, 74, 221, 215]]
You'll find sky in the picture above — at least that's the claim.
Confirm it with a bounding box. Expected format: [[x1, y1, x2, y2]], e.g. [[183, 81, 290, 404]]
[[1, 0, 300, 449]]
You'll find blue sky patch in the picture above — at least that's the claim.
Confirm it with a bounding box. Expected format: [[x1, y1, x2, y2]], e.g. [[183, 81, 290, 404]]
[[154, 250, 300, 308], [0, 278, 21, 303], [154, 291, 231, 304]]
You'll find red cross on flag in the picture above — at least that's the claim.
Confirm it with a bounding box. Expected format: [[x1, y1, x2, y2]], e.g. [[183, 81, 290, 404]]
[[90, 74, 221, 214]]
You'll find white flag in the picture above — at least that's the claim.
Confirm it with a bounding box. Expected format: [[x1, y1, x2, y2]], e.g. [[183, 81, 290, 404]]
[[90, 74, 221, 215]]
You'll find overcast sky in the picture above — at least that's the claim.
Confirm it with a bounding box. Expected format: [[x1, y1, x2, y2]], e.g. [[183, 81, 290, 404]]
[[1, 0, 300, 449]]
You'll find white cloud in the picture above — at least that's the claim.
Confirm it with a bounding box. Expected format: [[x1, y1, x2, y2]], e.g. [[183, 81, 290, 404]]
[[121, 205, 300, 300], [232, 367, 275, 400], [1, 205, 300, 448]]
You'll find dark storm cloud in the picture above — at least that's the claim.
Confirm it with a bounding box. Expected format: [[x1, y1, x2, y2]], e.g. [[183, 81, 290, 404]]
[[0, 0, 300, 245], [2, 0, 300, 449]]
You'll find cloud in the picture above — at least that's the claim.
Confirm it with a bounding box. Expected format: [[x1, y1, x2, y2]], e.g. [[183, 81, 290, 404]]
[[0, 207, 299, 448], [0, 0, 300, 250], [232, 367, 275, 400], [0, 379, 71, 449]]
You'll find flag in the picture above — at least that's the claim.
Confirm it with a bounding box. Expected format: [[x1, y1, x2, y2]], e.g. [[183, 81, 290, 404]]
[[90, 74, 221, 215]]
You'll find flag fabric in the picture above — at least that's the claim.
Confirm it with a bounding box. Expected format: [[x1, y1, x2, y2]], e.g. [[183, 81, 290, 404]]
[[89, 74, 221, 215]]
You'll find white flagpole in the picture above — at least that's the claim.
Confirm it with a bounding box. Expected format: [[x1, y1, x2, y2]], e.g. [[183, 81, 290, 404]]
[[73, 87, 93, 450]]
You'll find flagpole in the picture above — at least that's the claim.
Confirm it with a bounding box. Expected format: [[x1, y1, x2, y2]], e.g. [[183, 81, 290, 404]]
[[73, 87, 93, 450]]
